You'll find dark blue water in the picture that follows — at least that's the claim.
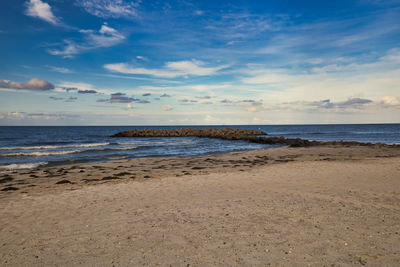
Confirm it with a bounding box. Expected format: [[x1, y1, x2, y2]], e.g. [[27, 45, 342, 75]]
[[0, 124, 399, 170]]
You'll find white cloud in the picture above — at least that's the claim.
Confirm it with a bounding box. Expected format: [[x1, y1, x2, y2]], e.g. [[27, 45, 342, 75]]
[[48, 23, 125, 58], [47, 65, 73, 73], [377, 95, 400, 107], [162, 105, 173, 111], [241, 71, 292, 84], [166, 60, 228, 76], [48, 40, 80, 58], [0, 78, 54, 90], [104, 60, 229, 78], [136, 56, 148, 61], [77, 0, 139, 18], [238, 48, 400, 104], [57, 82, 95, 91], [86, 24, 125, 47], [25, 0, 60, 25]]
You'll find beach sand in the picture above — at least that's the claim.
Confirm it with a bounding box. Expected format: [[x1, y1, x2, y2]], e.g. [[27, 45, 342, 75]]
[[1, 146, 400, 266]]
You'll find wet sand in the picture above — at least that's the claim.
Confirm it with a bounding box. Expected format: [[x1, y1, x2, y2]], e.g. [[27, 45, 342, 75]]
[[1, 146, 400, 266]]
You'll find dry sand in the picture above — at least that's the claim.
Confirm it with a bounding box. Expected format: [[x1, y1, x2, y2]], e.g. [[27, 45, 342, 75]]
[[1, 146, 400, 266]]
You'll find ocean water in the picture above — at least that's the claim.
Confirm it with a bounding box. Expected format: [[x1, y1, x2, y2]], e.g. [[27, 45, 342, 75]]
[[0, 124, 399, 170]]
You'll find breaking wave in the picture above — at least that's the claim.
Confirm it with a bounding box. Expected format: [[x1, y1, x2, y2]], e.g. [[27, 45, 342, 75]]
[[0, 162, 48, 170], [3, 150, 82, 157], [0, 142, 110, 151]]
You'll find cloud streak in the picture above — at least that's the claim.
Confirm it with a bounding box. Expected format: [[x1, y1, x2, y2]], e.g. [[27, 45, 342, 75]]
[[241, 97, 394, 113], [2, 112, 79, 120], [104, 60, 229, 78], [77, 0, 139, 18], [47, 65, 73, 73], [48, 23, 125, 58]]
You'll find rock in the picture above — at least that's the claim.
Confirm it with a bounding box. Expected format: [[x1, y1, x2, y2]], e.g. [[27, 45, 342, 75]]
[[56, 180, 73, 184], [0, 177, 13, 184], [114, 172, 131, 176], [1, 186, 19, 191], [111, 127, 266, 138], [111, 128, 400, 149]]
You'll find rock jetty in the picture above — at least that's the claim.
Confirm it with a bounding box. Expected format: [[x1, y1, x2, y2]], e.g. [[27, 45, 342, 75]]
[[111, 127, 266, 138], [111, 128, 400, 148]]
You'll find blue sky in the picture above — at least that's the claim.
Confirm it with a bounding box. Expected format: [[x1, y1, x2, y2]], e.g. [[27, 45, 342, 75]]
[[1, 0, 400, 125]]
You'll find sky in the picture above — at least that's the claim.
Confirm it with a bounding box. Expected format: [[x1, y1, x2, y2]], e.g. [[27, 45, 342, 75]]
[[0, 0, 400, 125]]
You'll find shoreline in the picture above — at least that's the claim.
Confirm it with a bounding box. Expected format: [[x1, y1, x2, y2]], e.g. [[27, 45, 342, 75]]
[[0, 144, 280, 172], [1, 145, 400, 265], [1, 145, 400, 198], [2, 125, 399, 173]]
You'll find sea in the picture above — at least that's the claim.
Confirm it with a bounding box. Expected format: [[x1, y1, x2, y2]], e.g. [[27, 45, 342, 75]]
[[0, 124, 399, 171]]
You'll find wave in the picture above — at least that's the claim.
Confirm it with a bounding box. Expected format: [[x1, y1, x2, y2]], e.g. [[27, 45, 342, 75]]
[[0, 140, 194, 151], [0, 162, 47, 170], [117, 139, 194, 146], [1, 146, 141, 157], [0, 142, 110, 151], [2, 150, 81, 157], [94, 146, 138, 151]]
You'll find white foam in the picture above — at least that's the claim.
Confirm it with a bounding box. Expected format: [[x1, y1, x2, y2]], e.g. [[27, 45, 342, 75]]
[[0, 142, 109, 151], [0, 162, 47, 170], [3, 150, 81, 157]]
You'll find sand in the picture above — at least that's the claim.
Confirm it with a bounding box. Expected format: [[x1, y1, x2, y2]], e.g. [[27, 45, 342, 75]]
[[1, 145, 400, 266]]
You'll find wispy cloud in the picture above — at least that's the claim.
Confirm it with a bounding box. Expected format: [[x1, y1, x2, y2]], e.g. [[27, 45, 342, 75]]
[[2, 111, 78, 120], [104, 60, 229, 78], [240, 96, 400, 113], [136, 56, 148, 61], [57, 82, 94, 91], [48, 23, 125, 58], [0, 78, 54, 90], [205, 12, 289, 42], [47, 65, 73, 73], [25, 0, 60, 25], [257, 8, 400, 58], [76, 0, 140, 18]]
